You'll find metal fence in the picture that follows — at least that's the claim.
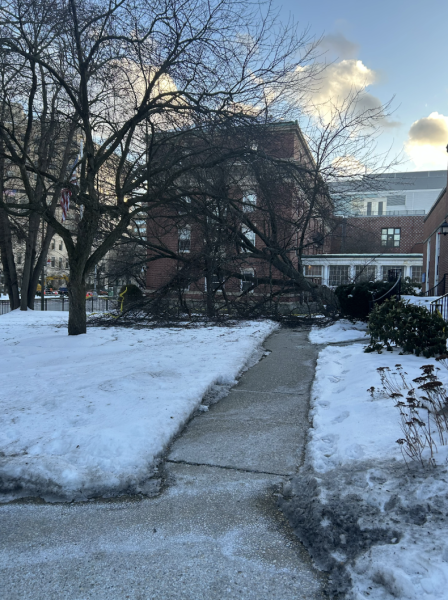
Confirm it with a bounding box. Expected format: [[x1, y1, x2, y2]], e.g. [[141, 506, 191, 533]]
[[430, 293, 448, 321], [423, 274, 447, 297], [0, 296, 118, 316]]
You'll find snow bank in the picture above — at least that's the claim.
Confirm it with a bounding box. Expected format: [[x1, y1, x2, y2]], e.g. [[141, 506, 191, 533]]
[[309, 319, 368, 345], [401, 295, 439, 309], [280, 342, 448, 600], [0, 311, 277, 501]]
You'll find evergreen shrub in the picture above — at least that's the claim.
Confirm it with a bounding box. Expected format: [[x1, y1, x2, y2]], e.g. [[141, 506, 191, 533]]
[[365, 299, 447, 357], [335, 281, 392, 320]]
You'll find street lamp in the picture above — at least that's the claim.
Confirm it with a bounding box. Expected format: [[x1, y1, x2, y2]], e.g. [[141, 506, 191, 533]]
[[440, 221, 448, 235]]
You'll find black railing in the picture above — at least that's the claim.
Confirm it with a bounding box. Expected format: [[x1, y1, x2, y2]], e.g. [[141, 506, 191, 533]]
[[430, 293, 448, 320], [369, 273, 402, 311], [423, 274, 447, 297], [0, 296, 117, 316]]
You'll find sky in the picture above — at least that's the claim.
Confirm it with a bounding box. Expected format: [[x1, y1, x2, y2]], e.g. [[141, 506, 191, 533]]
[[273, 0, 448, 172]]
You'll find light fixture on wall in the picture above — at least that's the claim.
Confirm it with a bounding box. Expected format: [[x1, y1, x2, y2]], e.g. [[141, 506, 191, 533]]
[[440, 221, 448, 235]]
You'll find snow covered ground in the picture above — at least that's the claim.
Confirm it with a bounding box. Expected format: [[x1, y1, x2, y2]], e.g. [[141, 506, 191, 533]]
[[0, 311, 276, 502], [309, 319, 368, 344], [282, 325, 448, 600]]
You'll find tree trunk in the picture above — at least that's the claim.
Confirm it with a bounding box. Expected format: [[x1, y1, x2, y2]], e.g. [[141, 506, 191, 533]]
[[0, 209, 20, 310], [27, 224, 54, 308], [20, 212, 40, 311], [68, 269, 86, 335]]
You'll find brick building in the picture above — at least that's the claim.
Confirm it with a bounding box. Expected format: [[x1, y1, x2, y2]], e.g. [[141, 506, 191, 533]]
[[301, 171, 446, 288], [145, 122, 328, 305], [422, 175, 448, 294]]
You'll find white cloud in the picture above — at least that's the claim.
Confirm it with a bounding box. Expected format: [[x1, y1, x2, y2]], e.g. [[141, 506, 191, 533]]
[[405, 112, 448, 169], [298, 60, 397, 128], [312, 60, 377, 105]]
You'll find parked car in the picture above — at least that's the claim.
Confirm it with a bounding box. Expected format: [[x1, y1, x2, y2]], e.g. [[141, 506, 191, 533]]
[[37, 285, 58, 296], [86, 289, 107, 298], [58, 287, 69, 296]]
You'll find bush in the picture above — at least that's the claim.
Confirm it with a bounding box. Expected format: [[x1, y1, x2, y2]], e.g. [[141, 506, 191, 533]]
[[119, 284, 143, 309], [366, 299, 448, 357], [401, 276, 421, 295], [335, 281, 393, 320]]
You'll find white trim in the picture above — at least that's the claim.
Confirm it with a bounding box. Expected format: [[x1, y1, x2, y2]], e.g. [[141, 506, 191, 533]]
[[435, 232, 441, 287]]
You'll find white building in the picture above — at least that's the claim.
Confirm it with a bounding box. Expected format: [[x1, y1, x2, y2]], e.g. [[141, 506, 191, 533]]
[[333, 170, 446, 217], [303, 253, 423, 288]]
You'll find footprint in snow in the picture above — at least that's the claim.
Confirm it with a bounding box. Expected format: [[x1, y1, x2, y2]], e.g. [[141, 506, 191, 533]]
[[328, 376, 342, 383], [332, 411, 349, 424]]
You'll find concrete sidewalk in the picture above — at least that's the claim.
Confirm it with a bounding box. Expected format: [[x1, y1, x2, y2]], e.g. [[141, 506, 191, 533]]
[[0, 328, 327, 599]]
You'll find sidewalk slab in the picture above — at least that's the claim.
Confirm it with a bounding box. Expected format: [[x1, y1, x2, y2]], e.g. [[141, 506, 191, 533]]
[[1, 463, 326, 600], [0, 327, 327, 599], [168, 391, 307, 474]]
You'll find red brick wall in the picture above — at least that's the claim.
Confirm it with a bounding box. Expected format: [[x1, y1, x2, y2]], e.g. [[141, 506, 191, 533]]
[[423, 188, 448, 291], [329, 215, 424, 254], [145, 123, 322, 295]]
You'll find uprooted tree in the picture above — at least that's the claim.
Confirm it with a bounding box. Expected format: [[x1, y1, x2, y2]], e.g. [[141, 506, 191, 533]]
[[120, 95, 397, 318]]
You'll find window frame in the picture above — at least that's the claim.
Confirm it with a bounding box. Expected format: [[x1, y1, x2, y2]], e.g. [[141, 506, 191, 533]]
[[354, 265, 376, 282], [241, 268, 255, 293], [241, 225, 256, 252], [178, 227, 191, 253], [242, 193, 257, 212], [381, 227, 401, 248], [328, 265, 350, 287]]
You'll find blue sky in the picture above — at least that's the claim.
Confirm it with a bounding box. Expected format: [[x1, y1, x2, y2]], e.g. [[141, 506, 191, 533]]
[[274, 0, 448, 172]]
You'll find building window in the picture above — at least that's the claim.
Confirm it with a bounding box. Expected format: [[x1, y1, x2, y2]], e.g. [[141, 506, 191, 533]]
[[329, 265, 350, 287], [59, 241, 63, 250], [241, 269, 255, 293], [303, 265, 322, 277], [387, 194, 406, 207], [51, 256, 55, 267], [133, 219, 147, 237], [17, 254, 22, 265], [243, 193, 256, 212], [378, 202, 383, 216], [205, 273, 223, 292], [381, 228, 401, 248], [178, 227, 191, 253], [355, 265, 376, 282], [241, 225, 256, 251], [366, 202, 372, 216], [51, 240, 55, 250], [382, 266, 404, 281], [65, 259, 69, 269], [59, 257, 62, 269], [411, 266, 423, 284]]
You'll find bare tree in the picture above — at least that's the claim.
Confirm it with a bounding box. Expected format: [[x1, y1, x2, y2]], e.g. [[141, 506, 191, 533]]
[[0, 0, 320, 333], [0, 44, 78, 309]]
